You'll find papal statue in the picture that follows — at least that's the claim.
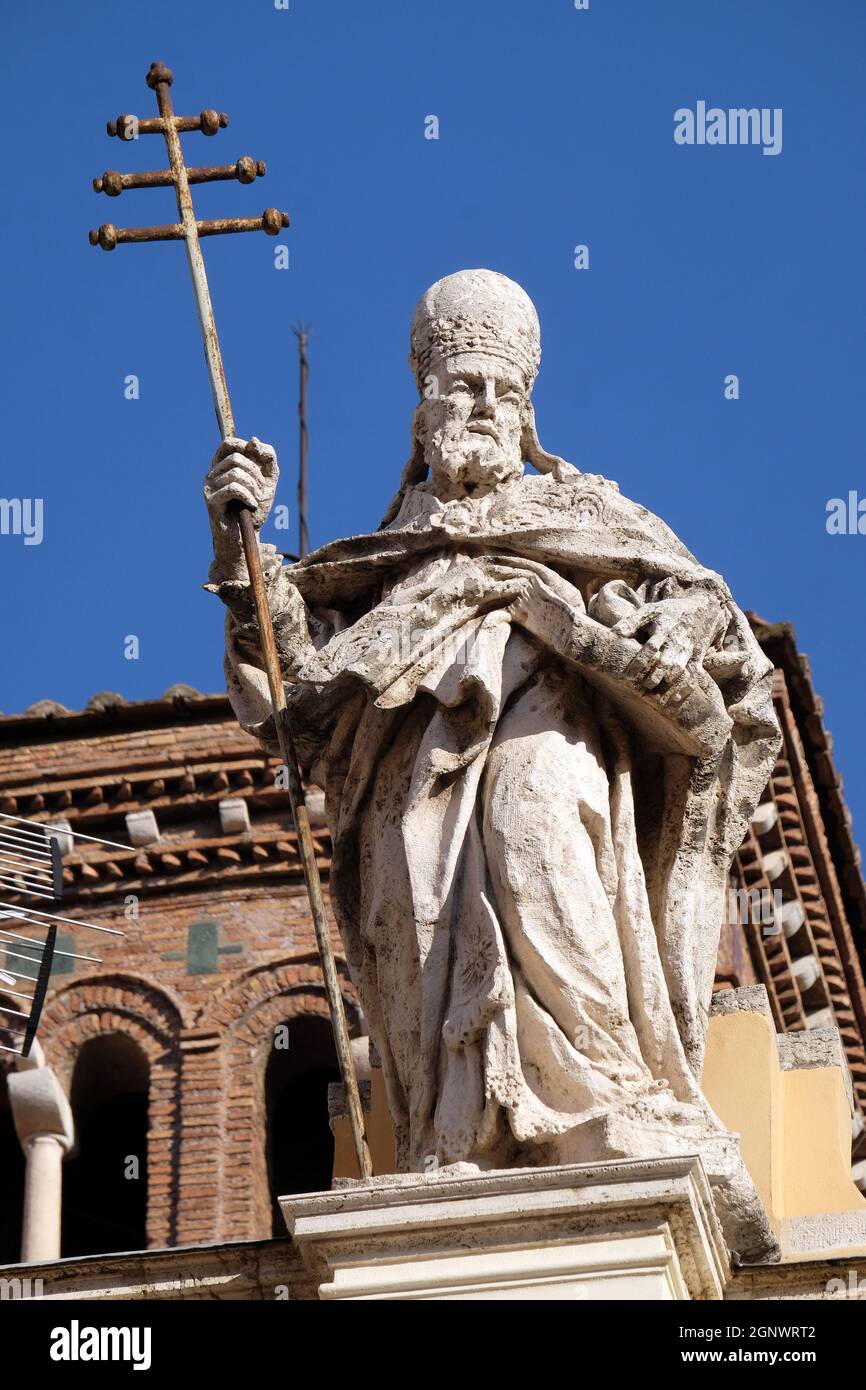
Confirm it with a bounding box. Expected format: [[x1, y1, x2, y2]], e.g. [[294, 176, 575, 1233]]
[[204, 270, 782, 1259]]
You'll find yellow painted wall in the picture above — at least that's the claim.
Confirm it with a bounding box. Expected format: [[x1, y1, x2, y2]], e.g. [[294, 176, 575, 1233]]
[[703, 1008, 866, 1227], [332, 1066, 396, 1181]]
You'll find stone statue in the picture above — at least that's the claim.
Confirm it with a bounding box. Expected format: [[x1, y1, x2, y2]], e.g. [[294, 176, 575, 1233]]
[[204, 270, 782, 1259]]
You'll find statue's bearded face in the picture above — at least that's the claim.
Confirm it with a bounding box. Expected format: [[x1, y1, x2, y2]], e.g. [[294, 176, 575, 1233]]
[[416, 355, 527, 500]]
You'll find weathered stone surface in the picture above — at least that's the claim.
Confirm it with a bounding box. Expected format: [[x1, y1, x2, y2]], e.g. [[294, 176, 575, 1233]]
[[281, 1156, 732, 1301], [0, 1238, 312, 1301], [710, 985, 775, 1023], [205, 269, 782, 1261]]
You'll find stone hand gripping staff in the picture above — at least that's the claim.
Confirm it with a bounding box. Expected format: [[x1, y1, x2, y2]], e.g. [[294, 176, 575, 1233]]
[[89, 62, 372, 1180]]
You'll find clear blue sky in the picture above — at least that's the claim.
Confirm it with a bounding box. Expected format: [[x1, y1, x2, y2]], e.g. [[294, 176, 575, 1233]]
[[1, 1, 864, 838]]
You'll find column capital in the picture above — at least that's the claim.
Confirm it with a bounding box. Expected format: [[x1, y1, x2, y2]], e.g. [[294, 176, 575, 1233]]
[[8, 1066, 75, 1155]]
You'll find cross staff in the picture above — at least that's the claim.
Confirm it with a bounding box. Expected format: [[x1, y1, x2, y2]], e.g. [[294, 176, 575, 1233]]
[[89, 62, 373, 1182]]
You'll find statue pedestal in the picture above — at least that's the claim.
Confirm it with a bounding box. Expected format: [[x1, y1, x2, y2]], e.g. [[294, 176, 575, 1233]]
[[279, 1155, 731, 1301]]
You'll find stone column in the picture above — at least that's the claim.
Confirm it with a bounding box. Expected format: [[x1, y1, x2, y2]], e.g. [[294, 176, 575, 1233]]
[[20, 1133, 65, 1262], [8, 1065, 75, 1263]]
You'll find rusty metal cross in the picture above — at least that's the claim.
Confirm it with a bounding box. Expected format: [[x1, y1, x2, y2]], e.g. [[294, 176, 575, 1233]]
[[90, 60, 288, 436]]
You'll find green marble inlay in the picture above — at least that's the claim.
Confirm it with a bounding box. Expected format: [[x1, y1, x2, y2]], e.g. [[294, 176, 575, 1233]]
[[51, 933, 76, 976], [161, 920, 243, 975], [3, 931, 77, 978]]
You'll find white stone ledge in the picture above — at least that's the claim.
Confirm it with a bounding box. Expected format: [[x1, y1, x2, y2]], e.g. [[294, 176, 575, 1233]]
[[281, 1156, 732, 1301]]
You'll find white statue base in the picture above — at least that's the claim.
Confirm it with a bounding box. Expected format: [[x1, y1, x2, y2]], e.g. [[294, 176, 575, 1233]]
[[280, 1156, 731, 1301]]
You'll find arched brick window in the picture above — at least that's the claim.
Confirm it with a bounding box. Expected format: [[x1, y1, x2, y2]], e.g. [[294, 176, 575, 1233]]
[[265, 1013, 340, 1233], [214, 958, 361, 1241], [39, 976, 184, 1249], [62, 1033, 149, 1256]]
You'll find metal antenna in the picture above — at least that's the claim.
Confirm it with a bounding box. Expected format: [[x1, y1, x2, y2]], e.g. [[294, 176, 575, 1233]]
[[292, 323, 311, 559], [89, 62, 372, 1181]]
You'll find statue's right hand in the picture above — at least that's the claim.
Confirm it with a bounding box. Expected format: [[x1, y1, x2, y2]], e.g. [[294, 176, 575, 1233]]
[[204, 437, 279, 532]]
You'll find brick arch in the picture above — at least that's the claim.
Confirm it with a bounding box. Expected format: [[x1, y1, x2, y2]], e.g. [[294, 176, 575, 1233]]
[[202, 951, 360, 1033], [39, 974, 185, 1250], [206, 959, 363, 1242], [43, 988, 181, 1065]]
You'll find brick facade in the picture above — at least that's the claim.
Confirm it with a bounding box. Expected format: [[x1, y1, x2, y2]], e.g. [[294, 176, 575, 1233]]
[[0, 690, 360, 1251]]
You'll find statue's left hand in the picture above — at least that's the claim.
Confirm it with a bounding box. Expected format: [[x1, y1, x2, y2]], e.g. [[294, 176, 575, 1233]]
[[612, 594, 725, 690]]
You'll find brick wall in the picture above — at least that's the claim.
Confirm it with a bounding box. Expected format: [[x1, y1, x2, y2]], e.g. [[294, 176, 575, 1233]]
[[0, 693, 360, 1250]]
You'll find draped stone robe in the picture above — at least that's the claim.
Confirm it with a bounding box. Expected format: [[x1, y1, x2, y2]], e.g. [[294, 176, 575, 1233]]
[[218, 470, 780, 1176]]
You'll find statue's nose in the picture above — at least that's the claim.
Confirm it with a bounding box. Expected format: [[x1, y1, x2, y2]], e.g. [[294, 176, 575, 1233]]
[[475, 378, 497, 417]]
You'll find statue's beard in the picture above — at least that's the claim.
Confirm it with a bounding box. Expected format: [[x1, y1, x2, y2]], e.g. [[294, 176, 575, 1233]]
[[425, 426, 523, 500]]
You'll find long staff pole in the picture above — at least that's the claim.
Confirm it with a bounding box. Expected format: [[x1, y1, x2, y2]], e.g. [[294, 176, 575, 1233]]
[[148, 63, 372, 1181]]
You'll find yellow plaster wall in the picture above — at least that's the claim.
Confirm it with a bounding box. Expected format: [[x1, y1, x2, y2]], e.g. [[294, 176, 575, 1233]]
[[781, 1067, 864, 1217], [702, 1010, 783, 1222], [332, 1066, 396, 1181], [703, 1007, 866, 1226]]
